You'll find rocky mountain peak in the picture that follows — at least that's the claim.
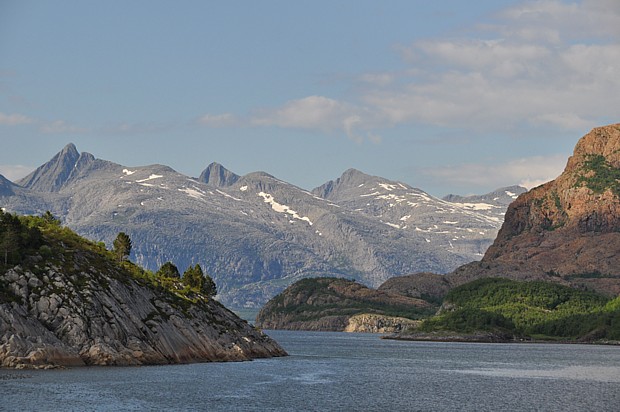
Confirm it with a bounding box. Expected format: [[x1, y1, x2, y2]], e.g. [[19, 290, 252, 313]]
[[0, 174, 16, 196], [197, 162, 240, 187], [312, 168, 376, 199], [17, 143, 95, 192], [477, 123, 620, 294], [569, 124, 620, 169]]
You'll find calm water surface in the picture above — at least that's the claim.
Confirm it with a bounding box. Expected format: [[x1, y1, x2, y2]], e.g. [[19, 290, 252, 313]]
[[1, 330, 619, 411]]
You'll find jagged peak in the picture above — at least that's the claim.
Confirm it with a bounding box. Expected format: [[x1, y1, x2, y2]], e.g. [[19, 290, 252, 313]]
[[60, 142, 79, 157], [197, 162, 240, 187], [17, 143, 95, 192], [313, 168, 386, 199], [0, 174, 16, 196]]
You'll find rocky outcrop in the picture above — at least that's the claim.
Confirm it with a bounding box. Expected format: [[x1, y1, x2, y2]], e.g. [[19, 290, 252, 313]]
[[344, 314, 420, 333], [17, 143, 97, 192], [255, 277, 433, 332], [356, 124, 620, 303], [197, 162, 240, 187], [0, 257, 286, 369], [445, 124, 620, 295]]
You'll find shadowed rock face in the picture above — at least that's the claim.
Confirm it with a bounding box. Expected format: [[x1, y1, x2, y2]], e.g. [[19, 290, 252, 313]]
[[0, 249, 286, 369], [197, 162, 240, 187]]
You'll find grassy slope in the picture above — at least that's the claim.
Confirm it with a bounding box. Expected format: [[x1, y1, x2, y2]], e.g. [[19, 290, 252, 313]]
[[419, 278, 620, 341]]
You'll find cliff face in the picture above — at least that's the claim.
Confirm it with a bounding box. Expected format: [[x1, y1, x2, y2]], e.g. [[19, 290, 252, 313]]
[[451, 124, 620, 295]]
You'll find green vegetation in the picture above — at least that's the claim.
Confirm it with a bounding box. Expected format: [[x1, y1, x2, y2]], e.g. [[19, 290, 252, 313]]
[[112, 232, 132, 262], [182, 264, 217, 297], [264, 277, 435, 322], [575, 154, 620, 197], [0, 210, 218, 306], [156, 261, 180, 279], [419, 278, 620, 341]]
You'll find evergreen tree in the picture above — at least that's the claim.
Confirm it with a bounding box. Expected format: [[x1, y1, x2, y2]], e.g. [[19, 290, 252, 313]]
[[156, 261, 180, 279], [42, 210, 60, 226], [201, 272, 217, 297], [182, 264, 217, 296], [0, 211, 22, 265], [183, 264, 204, 290], [113, 232, 132, 262]]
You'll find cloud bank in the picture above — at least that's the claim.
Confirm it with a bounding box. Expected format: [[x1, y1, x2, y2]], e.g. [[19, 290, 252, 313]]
[[224, 0, 619, 138]]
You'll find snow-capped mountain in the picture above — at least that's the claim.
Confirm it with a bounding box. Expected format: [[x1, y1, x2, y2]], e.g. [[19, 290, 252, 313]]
[[1, 144, 523, 308], [313, 169, 526, 258]]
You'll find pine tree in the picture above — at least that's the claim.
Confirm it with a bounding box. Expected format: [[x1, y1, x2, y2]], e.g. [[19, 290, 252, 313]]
[[113, 232, 132, 262], [156, 261, 180, 278], [201, 272, 217, 297], [183, 264, 204, 290]]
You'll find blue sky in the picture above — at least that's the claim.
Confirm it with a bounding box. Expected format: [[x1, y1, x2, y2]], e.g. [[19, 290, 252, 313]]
[[1, 0, 618, 196]]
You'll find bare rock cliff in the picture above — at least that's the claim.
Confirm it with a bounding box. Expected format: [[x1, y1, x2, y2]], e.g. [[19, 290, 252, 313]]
[[450, 124, 620, 295]]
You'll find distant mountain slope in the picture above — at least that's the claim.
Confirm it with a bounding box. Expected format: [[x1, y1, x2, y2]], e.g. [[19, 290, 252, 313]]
[[0, 175, 16, 196], [442, 185, 527, 221], [312, 169, 522, 260], [1, 145, 517, 309]]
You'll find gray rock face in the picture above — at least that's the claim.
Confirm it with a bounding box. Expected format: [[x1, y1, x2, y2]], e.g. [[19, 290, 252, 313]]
[[0, 262, 286, 369], [1, 146, 518, 309], [0, 175, 15, 197], [18, 143, 95, 192], [197, 162, 240, 187]]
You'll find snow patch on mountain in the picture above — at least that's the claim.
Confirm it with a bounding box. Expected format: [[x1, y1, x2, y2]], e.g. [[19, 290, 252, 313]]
[[216, 189, 241, 201], [258, 192, 313, 226], [454, 202, 497, 211], [179, 187, 207, 200], [136, 174, 163, 183]]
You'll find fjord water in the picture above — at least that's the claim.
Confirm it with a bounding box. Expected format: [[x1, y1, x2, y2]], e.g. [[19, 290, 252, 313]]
[[2, 331, 619, 411]]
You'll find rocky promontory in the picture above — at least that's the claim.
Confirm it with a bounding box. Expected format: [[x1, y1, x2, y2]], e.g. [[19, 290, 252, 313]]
[[0, 213, 286, 369]]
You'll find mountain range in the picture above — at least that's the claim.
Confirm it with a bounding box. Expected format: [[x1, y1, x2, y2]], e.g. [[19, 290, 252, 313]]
[[0, 143, 524, 308]]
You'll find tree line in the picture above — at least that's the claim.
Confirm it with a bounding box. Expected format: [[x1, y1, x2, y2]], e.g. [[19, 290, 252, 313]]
[[1, 210, 217, 298]]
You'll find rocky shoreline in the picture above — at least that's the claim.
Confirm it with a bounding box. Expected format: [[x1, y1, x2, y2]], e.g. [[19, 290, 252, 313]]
[[1, 263, 287, 370]]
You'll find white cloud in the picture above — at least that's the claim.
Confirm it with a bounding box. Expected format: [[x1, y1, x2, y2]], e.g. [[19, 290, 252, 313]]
[[39, 120, 88, 134], [251, 96, 381, 143], [0, 112, 34, 126], [423, 154, 568, 190], [198, 113, 237, 127], [252, 96, 354, 130], [0, 165, 33, 181], [191, 1, 616, 146], [359, 0, 620, 133]]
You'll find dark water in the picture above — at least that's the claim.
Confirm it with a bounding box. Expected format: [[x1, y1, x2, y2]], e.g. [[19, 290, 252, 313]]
[[1, 331, 620, 411]]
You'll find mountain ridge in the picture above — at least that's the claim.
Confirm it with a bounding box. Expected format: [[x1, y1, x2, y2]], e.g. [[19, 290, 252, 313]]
[[1, 144, 521, 308]]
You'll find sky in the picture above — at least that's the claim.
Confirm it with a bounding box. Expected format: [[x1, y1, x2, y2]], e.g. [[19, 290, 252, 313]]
[[0, 0, 619, 197]]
